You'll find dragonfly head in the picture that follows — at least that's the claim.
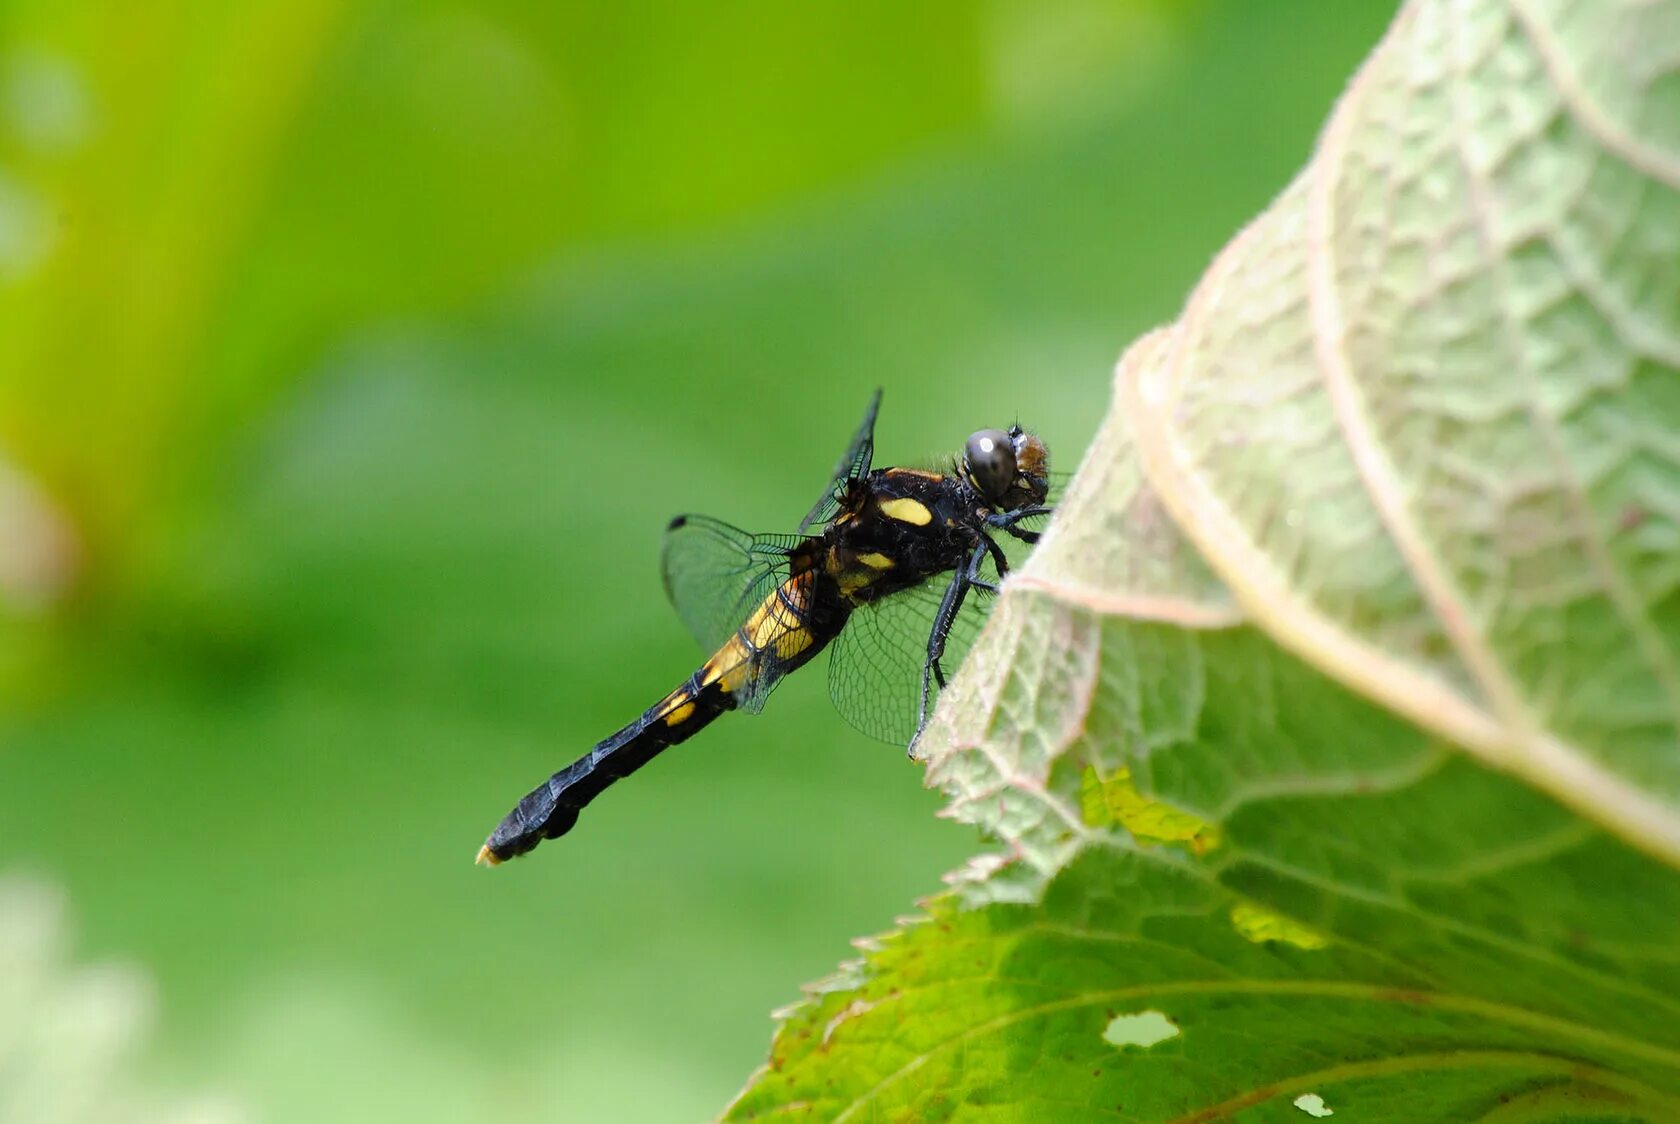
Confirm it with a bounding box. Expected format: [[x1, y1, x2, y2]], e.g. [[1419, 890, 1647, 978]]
[[963, 425, 1050, 512]]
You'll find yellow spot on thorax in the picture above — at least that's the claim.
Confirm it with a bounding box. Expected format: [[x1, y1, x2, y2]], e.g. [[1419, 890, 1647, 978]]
[[836, 569, 873, 596], [856, 552, 895, 570], [878, 497, 932, 526]]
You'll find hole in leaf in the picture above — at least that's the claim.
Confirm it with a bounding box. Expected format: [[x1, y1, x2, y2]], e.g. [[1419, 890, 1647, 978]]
[[1230, 903, 1328, 950], [1101, 1009, 1179, 1048], [1294, 1093, 1333, 1117]]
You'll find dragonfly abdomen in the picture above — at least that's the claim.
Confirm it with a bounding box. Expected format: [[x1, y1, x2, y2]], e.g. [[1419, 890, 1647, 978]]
[[476, 675, 734, 864], [477, 571, 845, 864]]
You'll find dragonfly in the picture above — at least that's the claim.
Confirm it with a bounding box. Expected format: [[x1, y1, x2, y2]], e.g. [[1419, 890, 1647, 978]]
[[477, 390, 1053, 864]]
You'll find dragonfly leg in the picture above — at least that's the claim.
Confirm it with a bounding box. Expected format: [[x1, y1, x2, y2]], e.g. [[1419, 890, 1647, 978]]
[[968, 535, 1004, 593], [913, 540, 991, 755], [986, 504, 1053, 544], [987, 504, 1053, 527]]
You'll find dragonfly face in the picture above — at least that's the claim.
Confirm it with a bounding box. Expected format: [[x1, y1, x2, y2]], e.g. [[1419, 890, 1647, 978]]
[[963, 425, 1049, 514], [478, 390, 1054, 864]]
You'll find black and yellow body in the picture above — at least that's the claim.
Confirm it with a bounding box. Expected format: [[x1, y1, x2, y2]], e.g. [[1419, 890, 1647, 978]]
[[478, 567, 843, 863], [478, 391, 1051, 864]]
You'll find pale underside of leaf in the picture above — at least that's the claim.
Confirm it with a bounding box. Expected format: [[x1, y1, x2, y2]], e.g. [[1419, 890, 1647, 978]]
[[729, 0, 1680, 1119], [1128, 0, 1680, 867]]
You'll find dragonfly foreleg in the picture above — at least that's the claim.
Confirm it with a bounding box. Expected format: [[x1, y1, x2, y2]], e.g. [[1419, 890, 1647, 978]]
[[986, 504, 1053, 545]]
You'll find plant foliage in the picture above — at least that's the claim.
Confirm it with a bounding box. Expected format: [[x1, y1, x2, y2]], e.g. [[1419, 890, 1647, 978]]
[[729, 1, 1680, 1118]]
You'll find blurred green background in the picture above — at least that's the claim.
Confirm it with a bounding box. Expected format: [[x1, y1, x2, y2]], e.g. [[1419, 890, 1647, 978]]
[[0, 2, 1394, 1120]]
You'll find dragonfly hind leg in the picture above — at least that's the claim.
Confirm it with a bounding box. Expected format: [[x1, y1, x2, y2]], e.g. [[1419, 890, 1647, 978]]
[[912, 539, 995, 756], [967, 533, 1008, 594]]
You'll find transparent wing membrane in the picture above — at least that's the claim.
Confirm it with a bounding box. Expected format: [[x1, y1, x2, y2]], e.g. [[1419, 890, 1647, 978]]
[[798, 388, 882, 533], [660, 515, 798, 653], [733, 581, 817, 715], [826, 578, 991, 746]]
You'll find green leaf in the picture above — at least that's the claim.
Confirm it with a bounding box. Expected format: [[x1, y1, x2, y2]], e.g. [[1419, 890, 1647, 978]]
[[728, 0, 1680, 1118]]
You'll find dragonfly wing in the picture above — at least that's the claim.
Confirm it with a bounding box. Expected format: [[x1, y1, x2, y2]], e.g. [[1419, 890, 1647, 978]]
[[660, 514, 800, 653], [730, 571, 833, 715], [798, 388, 883, 533], [826, 577, 991, 746]]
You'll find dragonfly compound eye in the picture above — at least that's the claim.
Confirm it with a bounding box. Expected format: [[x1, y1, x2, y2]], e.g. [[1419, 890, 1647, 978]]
[[964, 428, 1017, 504]]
